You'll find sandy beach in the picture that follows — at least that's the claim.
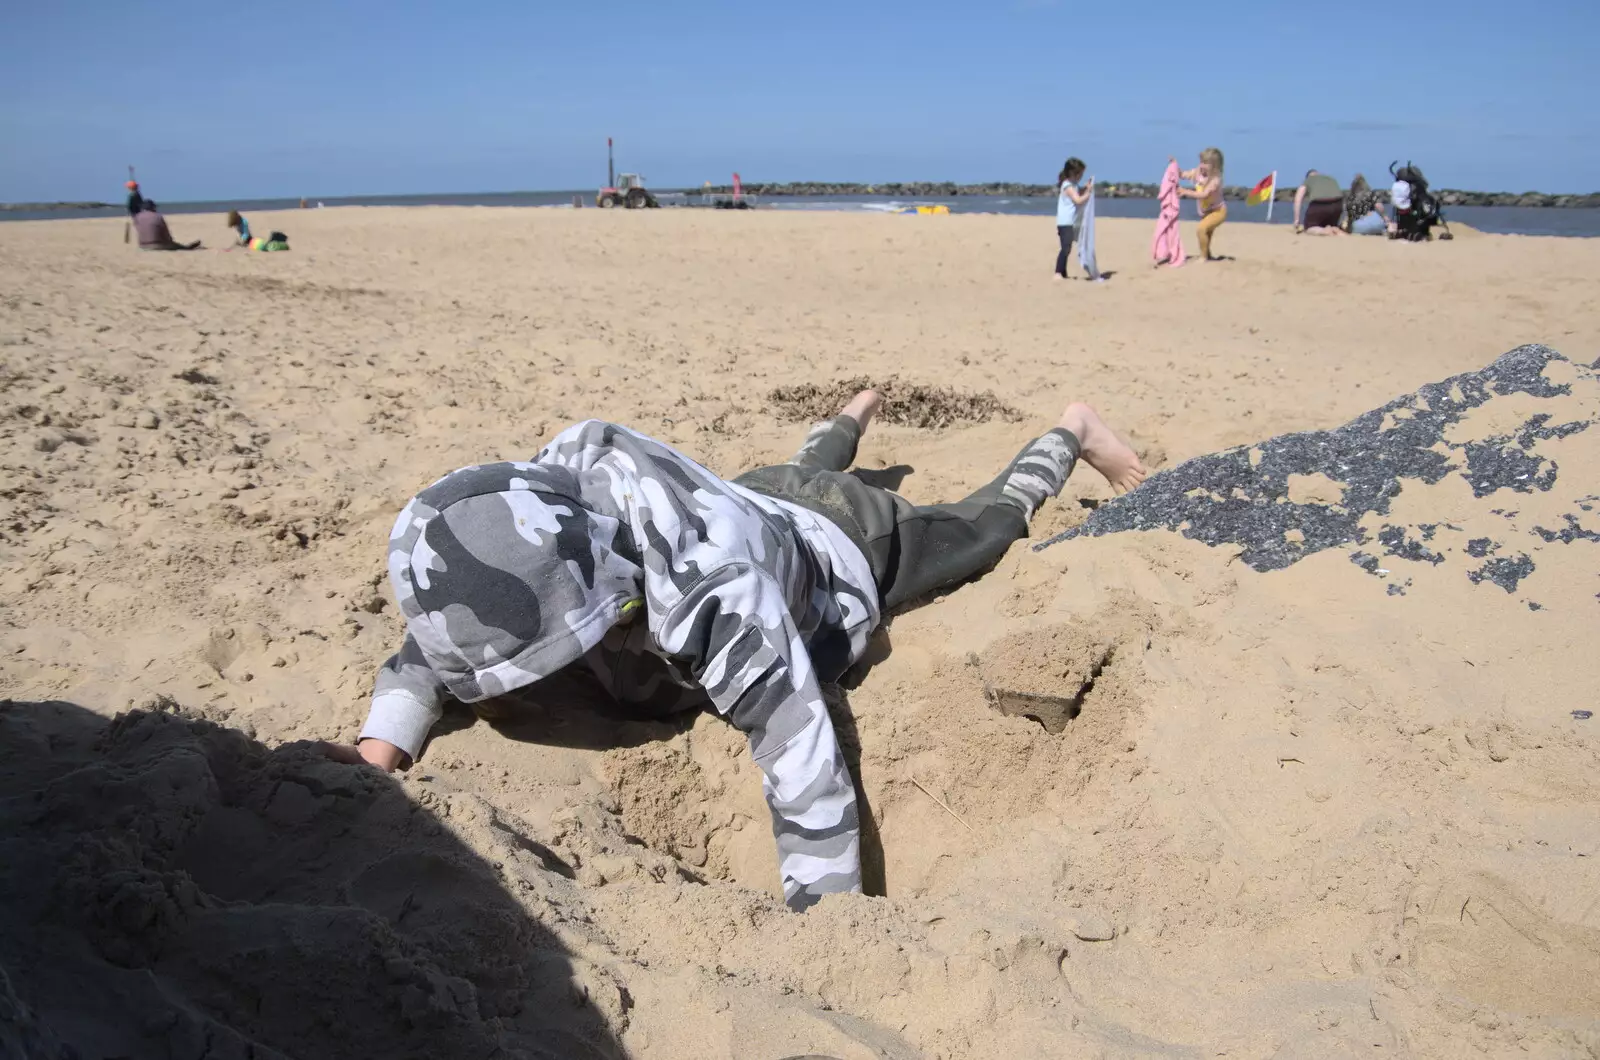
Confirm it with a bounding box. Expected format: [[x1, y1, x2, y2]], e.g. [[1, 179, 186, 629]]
[[2, 208, 1598, 1058]]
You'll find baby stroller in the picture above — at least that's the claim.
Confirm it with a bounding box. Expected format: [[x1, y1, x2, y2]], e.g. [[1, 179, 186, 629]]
[[1389, 161, 1452, 242]]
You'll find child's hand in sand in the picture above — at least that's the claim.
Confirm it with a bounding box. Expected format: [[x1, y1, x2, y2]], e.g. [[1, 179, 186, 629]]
[[319, 739, 405, 771]]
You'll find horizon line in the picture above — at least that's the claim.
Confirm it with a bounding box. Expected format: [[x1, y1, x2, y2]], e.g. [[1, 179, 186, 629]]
[[6, 180, 1599, 211]]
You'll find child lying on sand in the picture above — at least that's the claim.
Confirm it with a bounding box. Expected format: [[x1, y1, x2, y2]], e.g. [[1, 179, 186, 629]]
[[323, 393, 1145, 910]]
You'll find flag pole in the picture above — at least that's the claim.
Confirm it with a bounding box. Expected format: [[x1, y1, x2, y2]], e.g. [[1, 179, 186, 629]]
[[1267, 170, 1276, 223]]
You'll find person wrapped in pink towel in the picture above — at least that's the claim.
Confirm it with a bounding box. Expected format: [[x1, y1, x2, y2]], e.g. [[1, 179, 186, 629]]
[[1152, 158, 1186, 267]]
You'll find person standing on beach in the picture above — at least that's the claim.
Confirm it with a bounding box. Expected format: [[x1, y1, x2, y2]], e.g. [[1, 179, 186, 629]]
[[1054, 158, 1093, 280], [323, 393, 1146, 911], [1179, 148, 1227, 260], [124, 180, 148, 245]]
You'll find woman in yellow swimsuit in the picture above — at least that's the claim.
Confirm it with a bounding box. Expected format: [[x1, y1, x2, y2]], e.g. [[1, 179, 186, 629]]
[[1179, 147, 1227, 260]]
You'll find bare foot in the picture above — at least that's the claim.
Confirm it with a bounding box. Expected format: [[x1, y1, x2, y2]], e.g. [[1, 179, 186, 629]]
[[840, 389, 884, 432], [1059, 402, 1147, 494]]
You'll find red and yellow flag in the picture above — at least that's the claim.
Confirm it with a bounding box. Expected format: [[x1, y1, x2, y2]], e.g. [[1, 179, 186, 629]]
[[1246, 173, 1276, 206]]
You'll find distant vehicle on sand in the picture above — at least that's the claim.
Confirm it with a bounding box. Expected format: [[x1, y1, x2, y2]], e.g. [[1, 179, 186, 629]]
[[597, 172, 657, 209], [596, 137, 659, 209]]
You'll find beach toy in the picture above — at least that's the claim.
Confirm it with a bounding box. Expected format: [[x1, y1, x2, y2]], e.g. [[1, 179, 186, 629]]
[[892, 204, 950, 216]]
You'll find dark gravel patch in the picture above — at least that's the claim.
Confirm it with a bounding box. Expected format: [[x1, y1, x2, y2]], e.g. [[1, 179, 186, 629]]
[[1038, 344, 1597, 599]]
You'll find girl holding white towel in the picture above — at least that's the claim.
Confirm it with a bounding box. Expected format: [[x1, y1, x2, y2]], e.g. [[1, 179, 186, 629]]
[[1054, 157, 1094, 280]]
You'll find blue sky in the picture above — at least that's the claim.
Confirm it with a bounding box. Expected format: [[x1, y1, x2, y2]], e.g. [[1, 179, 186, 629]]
[[2, 0, 1594, 201]]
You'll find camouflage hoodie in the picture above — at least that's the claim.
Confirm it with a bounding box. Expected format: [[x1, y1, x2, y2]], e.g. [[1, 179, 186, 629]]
[[359, 420, 879, 910]]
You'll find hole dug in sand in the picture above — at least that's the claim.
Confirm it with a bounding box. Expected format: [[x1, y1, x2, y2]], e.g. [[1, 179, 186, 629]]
[[599, 603, 1156, 902], [975, 631, 1117, 735], [861, 605, 1156, 898], [599, 726, 767, 889]]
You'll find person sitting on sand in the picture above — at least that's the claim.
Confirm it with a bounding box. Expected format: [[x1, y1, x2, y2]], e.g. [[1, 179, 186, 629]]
[[1343, 174, 1388, 236], [226, 209, 253, 247], [322, 393, 1147, 911], [1054, 157, 1093, 280], [125, 180, 146, 217], [225, 209, 290, 252], [1294, 170, 1345, 235], [132, 200, 201, 251], [1178, 148, 1227, 260]]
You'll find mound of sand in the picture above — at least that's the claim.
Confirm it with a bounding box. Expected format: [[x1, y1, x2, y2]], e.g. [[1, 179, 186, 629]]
[[0, 701, 633, 1059], [3, 211, 1598, 1057]]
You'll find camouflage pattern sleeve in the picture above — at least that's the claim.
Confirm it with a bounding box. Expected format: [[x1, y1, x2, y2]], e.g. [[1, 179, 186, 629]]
[[359, 632, 446, 761], [657, 562, 862, 911]]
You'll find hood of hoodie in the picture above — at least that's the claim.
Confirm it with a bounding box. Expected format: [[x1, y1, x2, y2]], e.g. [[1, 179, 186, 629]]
[[388, 460, 643, 703]]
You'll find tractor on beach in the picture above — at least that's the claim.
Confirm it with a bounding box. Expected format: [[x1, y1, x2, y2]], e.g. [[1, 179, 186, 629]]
[[597, 138, 658, 209]]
